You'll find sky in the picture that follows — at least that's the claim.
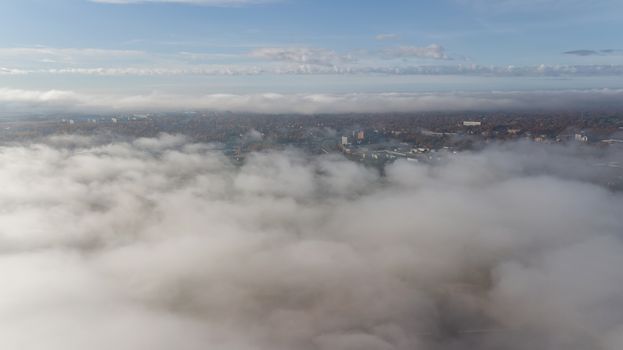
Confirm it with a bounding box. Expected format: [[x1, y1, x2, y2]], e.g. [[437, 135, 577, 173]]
[[1, 3, 623, 347], [0, 0, 622, 113]]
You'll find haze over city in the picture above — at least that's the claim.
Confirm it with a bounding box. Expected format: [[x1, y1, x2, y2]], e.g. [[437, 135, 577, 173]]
[[1, 1, 623, 350]]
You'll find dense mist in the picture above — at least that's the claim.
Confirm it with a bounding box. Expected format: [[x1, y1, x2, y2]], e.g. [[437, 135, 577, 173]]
[[0, 134, 622, 350]]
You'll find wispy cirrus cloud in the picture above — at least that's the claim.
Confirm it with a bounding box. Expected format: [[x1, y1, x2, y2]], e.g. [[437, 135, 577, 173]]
[[375, 33, 400, 41], [90, 0, 276, 6], [0, 47, 147, 68], [457, 0, 617, 12], [0, 47, 143, 57]]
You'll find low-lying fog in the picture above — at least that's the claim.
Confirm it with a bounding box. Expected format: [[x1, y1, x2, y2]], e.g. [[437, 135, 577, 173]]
[[0, 134, 622, 350]]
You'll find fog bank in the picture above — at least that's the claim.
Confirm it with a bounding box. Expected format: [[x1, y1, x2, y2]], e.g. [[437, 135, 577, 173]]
[[0, 135, 622, 350]]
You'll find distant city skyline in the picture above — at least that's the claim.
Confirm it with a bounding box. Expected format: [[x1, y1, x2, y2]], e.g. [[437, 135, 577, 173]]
[[1, 0, 622, 113]]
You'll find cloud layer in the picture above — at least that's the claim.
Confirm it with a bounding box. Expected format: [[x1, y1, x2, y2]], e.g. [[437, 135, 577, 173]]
[[249, 48, 354, 67], [564, 49, 623, 57], [0, 136, 622, 350], [382, 45, 448, 60], [2, 46, 623, 79], [1, 88, 623, 115]]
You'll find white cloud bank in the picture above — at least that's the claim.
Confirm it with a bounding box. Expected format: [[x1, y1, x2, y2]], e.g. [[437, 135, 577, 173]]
[[382, 44, 449, 60], [250, 48, 354, 67], [0, 136, 622, 350], [1, 88, 623, 115], [0, 47, 146, 68]]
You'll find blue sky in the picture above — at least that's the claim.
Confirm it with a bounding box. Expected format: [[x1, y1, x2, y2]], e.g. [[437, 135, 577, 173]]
[[0, 0, 622, 113]]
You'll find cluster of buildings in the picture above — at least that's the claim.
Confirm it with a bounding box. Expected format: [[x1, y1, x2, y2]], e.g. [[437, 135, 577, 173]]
[[340, 130, 366, 146], [1, 111, 622, 161]]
